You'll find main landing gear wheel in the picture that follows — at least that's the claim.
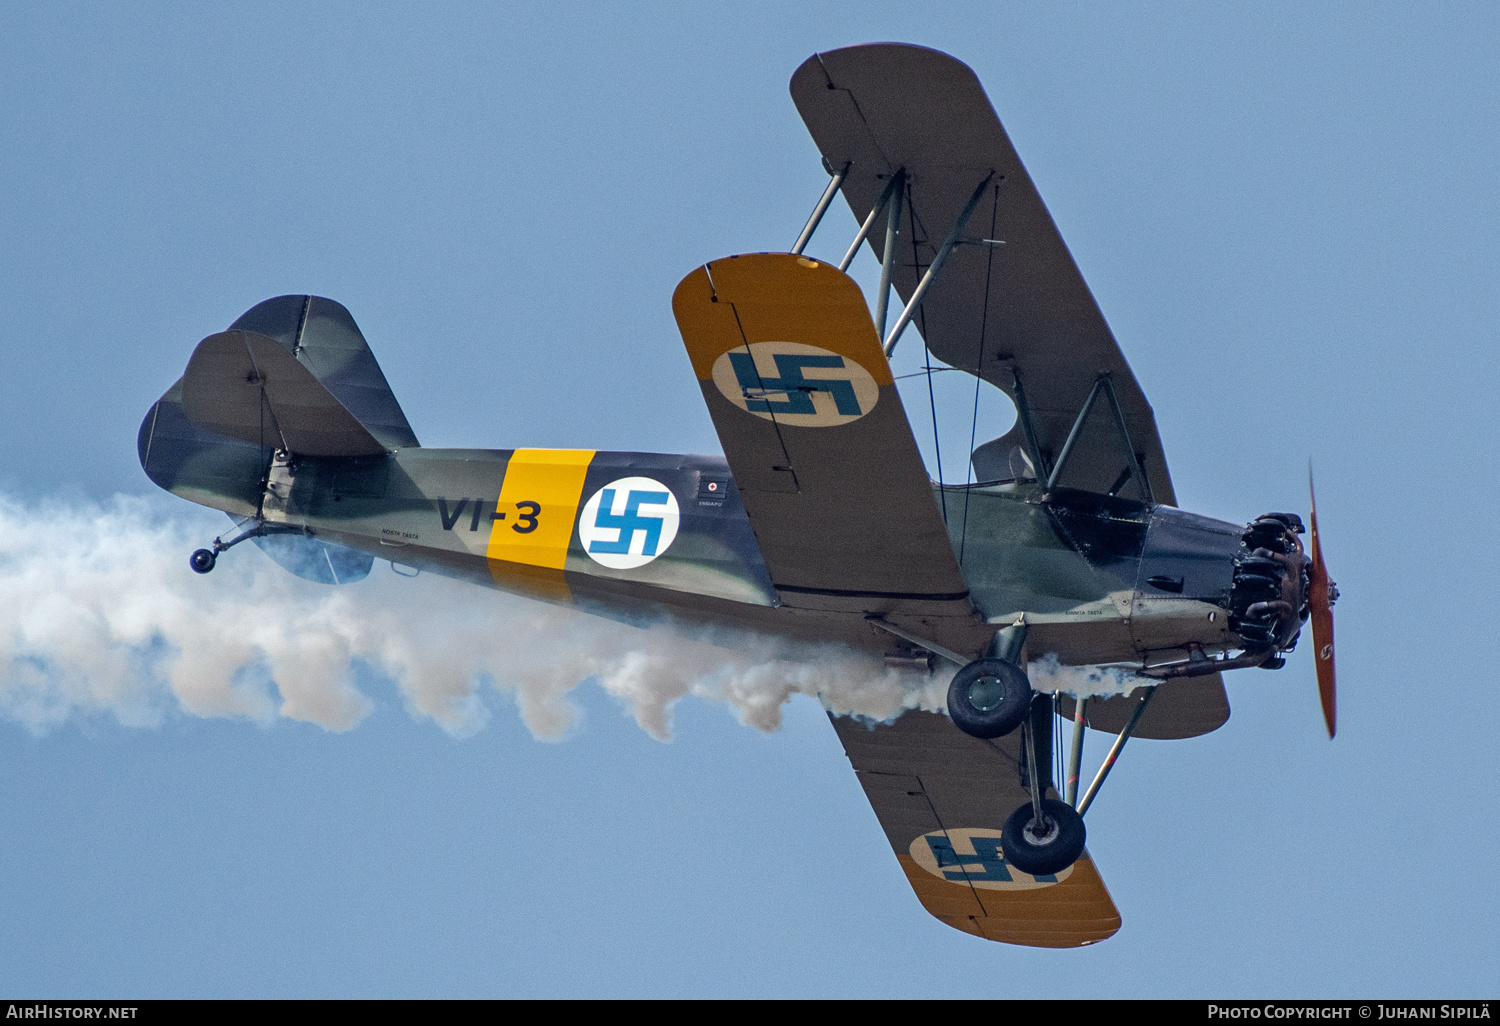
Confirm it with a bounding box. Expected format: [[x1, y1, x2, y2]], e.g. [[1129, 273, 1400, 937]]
[[189, 548, 217, 574], [1001, 797, 1086, 876], [947, 658, 1031, 739]]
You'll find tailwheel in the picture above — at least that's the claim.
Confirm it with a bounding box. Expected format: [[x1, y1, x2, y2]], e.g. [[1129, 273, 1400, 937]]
[[188, 518, 272, 576], [1001, 797, 1086, 876], [947, 658, 1031, 739]]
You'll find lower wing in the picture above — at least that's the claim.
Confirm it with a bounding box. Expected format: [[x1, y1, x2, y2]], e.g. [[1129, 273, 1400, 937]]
[[832, 710, 1120, 947]]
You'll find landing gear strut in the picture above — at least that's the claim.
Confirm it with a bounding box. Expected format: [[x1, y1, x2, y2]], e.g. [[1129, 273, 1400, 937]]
[[188, 519, 274, 574], [1000, 691, 1088, 875], [948, 626, 1091, 875]]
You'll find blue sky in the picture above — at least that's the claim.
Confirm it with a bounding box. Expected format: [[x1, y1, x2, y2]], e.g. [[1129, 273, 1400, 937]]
[[1, 1, 1497, 997]]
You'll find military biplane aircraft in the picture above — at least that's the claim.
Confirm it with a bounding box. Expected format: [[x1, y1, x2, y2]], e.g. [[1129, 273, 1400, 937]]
[[138, 43, 1338, 947]]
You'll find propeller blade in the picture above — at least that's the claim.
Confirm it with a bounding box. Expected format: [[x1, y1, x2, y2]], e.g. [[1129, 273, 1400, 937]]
[[1308, 465, 1337, 738]]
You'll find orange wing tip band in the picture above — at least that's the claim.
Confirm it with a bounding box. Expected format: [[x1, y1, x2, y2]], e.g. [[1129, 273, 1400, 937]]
[[672, 253, 895, 386]]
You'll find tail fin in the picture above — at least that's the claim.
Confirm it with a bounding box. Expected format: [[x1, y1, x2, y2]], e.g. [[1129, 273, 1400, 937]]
[[228, 296, 418, 451], [138, 296, 416, 514]]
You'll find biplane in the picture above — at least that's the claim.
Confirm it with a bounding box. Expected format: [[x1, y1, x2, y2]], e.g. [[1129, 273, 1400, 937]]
[[137, 43, 1337, 947]]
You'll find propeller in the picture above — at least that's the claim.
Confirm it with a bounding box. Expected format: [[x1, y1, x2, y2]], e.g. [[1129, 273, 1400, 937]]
[[1307, 465, 1338, 738]]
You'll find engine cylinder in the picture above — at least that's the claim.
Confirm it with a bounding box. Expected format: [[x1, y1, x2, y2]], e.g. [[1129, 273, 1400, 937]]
[[1228, 515, 1310, 654]]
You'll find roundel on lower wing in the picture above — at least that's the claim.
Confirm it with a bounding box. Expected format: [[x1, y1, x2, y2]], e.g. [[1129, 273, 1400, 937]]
[[710, 341, 879, 427], [909, 828, 1074, 891], [578, 476, 681, 570]]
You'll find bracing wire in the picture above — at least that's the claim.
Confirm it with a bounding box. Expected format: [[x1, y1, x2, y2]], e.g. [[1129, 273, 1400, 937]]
[[925, 344, 945, 518], [908, 179, 948, 524], [257, 369, 272, 515], [894, 367, 962, 380], [958, 184, 1001, 565]]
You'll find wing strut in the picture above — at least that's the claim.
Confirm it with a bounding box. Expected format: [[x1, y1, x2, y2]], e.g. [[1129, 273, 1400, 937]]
[[872, 171, 906, 341], [1065, 696, 1088, 805], [791, 163, 849, 255], [838, 173, 904, 272], [1009, 370, 1049, 481], [1043, 373, 1154, 503], [1047, 377, 1108, 492], [866, 615, 970, 667], [883, 173, 995, 357]]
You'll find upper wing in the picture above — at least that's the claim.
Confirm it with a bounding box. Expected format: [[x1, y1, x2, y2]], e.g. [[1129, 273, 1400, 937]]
[[791, 44, 1176, 504], [832, 710, 1121, 947], [672, 253, 981, 634]]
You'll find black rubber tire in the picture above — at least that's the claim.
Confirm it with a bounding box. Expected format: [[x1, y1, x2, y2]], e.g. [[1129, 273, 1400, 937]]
[[947, 658, 1031, 739], [189, 548, 217, 574], [1001, 798, 1087, 876]]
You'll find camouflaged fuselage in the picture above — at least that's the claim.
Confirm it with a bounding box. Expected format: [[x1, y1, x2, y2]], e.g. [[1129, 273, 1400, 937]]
[[140, 381, 1245, 666]]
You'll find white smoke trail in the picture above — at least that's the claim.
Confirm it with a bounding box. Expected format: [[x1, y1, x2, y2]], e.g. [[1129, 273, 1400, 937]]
[[0, 493, 948, 739], [1025, 651, 1153, 699]]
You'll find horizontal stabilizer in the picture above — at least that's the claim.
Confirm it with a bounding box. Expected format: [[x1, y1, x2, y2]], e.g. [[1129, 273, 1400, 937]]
[[250, 529, 373, 585], [182, 330, 389, 457]]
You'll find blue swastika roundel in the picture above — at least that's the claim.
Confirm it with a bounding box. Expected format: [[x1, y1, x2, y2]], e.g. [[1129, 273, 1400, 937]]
[[909, 828, 1074, 891], [578, 476, 681, 570], [711, 341, 879, 427]]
